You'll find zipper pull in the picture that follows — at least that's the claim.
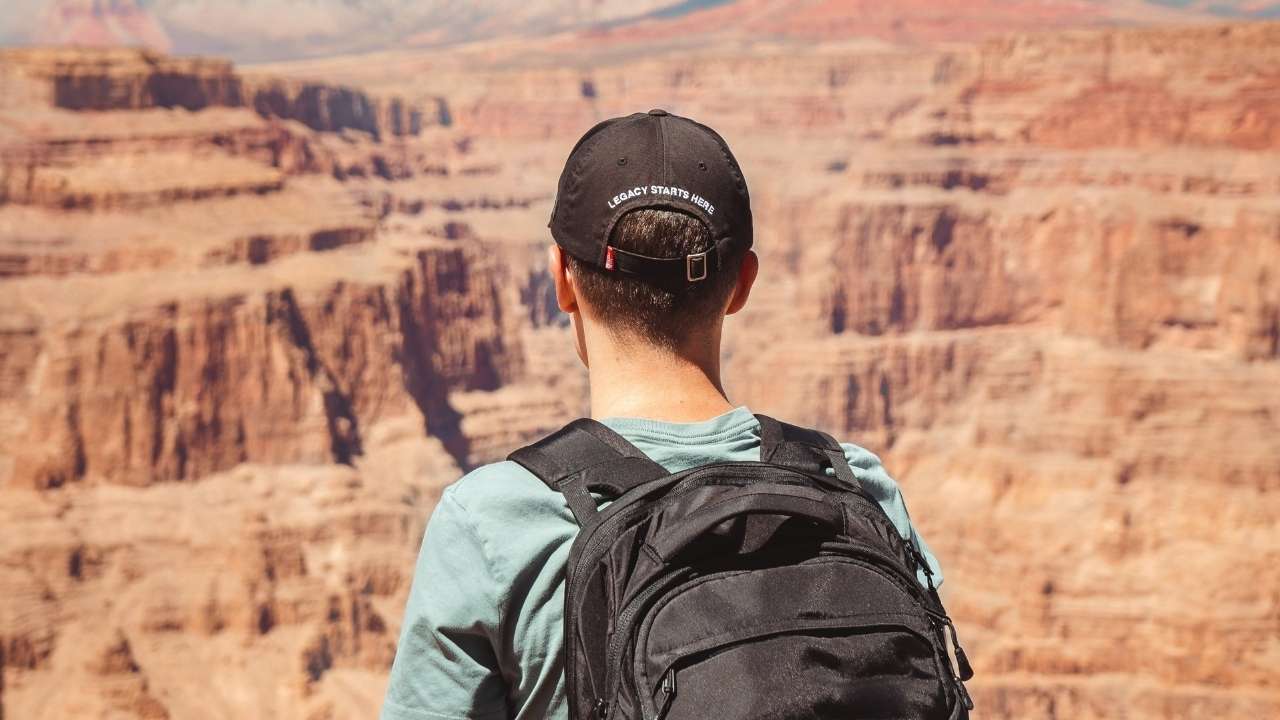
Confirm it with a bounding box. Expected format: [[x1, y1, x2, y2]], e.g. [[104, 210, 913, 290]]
[[652, 668, 677, 720], [931, 613, 975, 710], [593, 697, 608, 719], [953, 642, 974, 682], [942, 617, 974, 681], [909, 544, 936, 592], [955, 674, 975, 711]]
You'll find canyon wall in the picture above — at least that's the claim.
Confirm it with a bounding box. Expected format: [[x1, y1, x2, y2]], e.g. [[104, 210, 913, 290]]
[[1, 20, 1278, 720], [730, 23, 1280, 717], [0, 49, 571, 718], [0, 47, 438, 137]]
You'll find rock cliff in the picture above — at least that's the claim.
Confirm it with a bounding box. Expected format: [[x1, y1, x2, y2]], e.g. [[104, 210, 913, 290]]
[[0, 46, 569, 717], [724, 23, 1280, 717], [0, 47, 437, 137]]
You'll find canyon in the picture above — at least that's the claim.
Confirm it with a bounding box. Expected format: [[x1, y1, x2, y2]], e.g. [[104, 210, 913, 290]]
[[1, 15, 1278, 720]]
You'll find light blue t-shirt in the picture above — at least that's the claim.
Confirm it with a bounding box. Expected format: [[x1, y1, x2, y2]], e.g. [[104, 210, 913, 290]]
[[381, 406, 943, 720]]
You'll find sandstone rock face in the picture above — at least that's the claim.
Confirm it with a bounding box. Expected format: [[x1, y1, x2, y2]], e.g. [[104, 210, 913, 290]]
[[723, 25, 1280, 718], [0, 48, 560, 718], [0, 47, 438, 137], [2, 19, 1279, 720]]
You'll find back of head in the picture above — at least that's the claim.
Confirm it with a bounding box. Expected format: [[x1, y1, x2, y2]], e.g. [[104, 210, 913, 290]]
[[565, 207, 746, 351]]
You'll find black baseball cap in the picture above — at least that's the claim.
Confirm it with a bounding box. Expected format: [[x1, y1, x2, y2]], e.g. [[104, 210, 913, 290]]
[[549, 109, 753, 289]]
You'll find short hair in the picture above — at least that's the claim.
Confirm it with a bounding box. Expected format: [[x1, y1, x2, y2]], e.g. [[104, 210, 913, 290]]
[[565, 208, 746, 350]]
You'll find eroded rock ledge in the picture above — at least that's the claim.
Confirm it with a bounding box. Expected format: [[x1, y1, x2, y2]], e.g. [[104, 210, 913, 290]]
[[0, 47, 441, 139]]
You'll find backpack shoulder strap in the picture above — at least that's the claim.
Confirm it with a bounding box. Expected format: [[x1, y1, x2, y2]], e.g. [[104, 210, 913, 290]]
[[509, 418, 670, 525], [754, 414, 863, 492]]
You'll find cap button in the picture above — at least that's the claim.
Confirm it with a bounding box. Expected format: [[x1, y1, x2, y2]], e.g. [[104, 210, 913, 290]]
[[647, 108, 669, 116]]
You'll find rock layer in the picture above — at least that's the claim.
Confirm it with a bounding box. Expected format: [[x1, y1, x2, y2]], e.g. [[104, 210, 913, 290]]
[[0, 45, 539, 718], [0, 47, 438, 137]]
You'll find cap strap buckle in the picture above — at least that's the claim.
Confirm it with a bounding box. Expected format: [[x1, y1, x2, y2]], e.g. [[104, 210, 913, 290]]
[[686, 251, 709, 282]]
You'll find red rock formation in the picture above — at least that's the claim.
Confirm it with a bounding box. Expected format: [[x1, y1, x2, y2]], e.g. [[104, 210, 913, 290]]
[[4, 239, 520, 490], [0, 47, 436, 138], [716, 26, 1280, 718], [0, 47, 536, 718]]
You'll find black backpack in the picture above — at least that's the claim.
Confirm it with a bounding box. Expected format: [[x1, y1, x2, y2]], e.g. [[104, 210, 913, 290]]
[[509, 414, 974, 720]]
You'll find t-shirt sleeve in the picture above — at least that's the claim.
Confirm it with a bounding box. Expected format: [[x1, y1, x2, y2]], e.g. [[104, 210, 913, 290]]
[[381, 488, 510, 720], [833, 442, 946, 589]]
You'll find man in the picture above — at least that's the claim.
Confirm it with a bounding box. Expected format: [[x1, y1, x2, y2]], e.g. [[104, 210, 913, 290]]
[[381, 109, 944, 720]]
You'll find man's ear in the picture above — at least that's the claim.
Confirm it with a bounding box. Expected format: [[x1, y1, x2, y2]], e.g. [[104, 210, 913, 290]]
[[725, 250, 758, 316], [548, 243, 579, 314]]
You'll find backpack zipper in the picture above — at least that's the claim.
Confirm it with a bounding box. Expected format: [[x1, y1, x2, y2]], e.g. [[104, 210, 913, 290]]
[[600, 567, 696, 708], [653, 668, 676, 720], [909, 544, 975, 710]]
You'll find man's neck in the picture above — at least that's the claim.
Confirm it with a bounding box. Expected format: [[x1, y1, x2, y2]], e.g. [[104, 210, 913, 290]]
[[586, 335, 736, 423]]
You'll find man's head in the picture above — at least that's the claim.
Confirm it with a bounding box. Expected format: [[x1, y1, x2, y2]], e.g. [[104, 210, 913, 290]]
[[546, 110, 758, 360]]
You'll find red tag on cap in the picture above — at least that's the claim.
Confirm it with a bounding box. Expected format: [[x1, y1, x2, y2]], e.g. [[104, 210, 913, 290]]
[[605, 246, 616, 270]]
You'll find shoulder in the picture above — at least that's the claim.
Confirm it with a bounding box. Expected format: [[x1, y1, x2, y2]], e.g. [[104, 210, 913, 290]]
[[440, 459, 575, 534], [833, 440, 902, 503], [444, 459, 550, 511], [435, 458, 579, 570]]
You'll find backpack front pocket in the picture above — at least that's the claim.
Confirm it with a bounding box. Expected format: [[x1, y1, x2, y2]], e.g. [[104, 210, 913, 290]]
[[646, 621, 947, 720], [632, 559, 955, 720]]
